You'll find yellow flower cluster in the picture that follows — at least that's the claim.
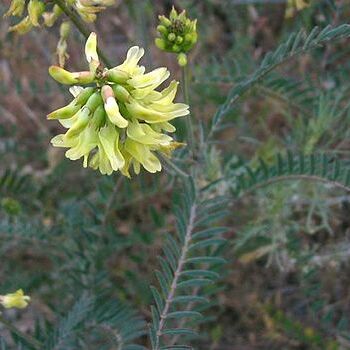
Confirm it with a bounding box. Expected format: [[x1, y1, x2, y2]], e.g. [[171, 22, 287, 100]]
[[48, 33, 189, 177], [4, 0, 115, 34], [0, 289, 30, 309]]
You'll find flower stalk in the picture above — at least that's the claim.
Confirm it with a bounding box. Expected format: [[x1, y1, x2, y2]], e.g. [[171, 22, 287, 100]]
[[181, 64, 195, 154]]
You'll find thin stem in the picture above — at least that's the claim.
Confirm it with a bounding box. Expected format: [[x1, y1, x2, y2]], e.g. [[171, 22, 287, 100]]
[[182, 65, 195, 154], [102, 176, 124, 226], [169, 286, 200, 346], [159, 154, 189, 178], [52, 0, 112, 67], [155, 204, 197, 349], [0, 315, 42, 349]]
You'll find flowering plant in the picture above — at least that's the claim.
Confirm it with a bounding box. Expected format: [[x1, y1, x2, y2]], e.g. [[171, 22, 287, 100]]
[[48, 33, 189, 176]]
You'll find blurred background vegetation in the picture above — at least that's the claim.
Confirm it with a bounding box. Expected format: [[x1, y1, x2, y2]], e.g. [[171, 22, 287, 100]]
[[1, 0, 350, 349]]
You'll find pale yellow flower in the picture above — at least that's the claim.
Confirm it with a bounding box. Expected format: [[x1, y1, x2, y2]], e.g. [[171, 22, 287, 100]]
[[0, 289, 30, 309]]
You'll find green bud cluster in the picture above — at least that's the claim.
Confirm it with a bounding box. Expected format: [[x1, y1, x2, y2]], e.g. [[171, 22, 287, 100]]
[[155, 6, 197, 66]]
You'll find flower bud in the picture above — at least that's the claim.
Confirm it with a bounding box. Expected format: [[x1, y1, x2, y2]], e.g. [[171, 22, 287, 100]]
[[105, 68, 130, 84], [48, 87, 95, 120], [57, 39, 68, 67], [158, 15, 171, 27], [176, 36, 183, 44], [57, 21, 71, 67], [28, 0, 45, 27], [60, 21, 70, 39], [91, 105, 106, 129], [101, 85, 128, 128], [177, 53, 187, 67], [49, 66, 78, 84], [157, 25, 167, 35], [112, 85, 130, 102], [155, 38, 166, 51], [172, 44, 181, 53], [185, 32, 197, 44], [48, 100, 81, 120], [169, 6, 177, 21], [167, 33, 176, 42], [42, 5, 62, 27], [4, 0, 25, 17], [9, 16, 33, 34], [85, 32, 100, 73], [66, 107, 91, 138], [85, 91, 103, 112], [75, 87, 95, 105]]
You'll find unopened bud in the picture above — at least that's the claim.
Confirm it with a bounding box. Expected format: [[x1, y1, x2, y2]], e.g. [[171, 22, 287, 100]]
[[66, 107, 91, 138], [85, 91, 103, 112], [47, 100, 80, 120], [112, 85, 130, 102], [168, 33, 176, 42], [85, 32, 100, 73], [60, 21, 70, 38], [105, 68, 129, 84], [177, 53, 187, 67], [9, 16, 33, 34], [176, 36, 183, 44], [49, 67, 94, 85], [172, 44, 181, 53], [158, 15, 171, 27], [169, 6, 177, 21], [155, 38, 166, 51], [75, 87, 95, 105], [28, 0, 45, 26], [49, 66, 78, 84], [157, 25, 167, 35], [4, 0, 25, 17], [91, 105, 106, 128]]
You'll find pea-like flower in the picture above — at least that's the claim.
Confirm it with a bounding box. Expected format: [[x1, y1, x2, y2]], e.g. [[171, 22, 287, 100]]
[[0, 289, 30, 309], [48, 33, 189, 177], [155, 6, 197, 66]]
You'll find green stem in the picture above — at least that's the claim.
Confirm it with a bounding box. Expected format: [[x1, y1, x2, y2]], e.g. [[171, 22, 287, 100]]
[[102, 176, 124, 226], [181, 65, 195, 154], [52, 0, 112, 68], [0, 315, 42, 349], [159, 154, 189, 178]]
